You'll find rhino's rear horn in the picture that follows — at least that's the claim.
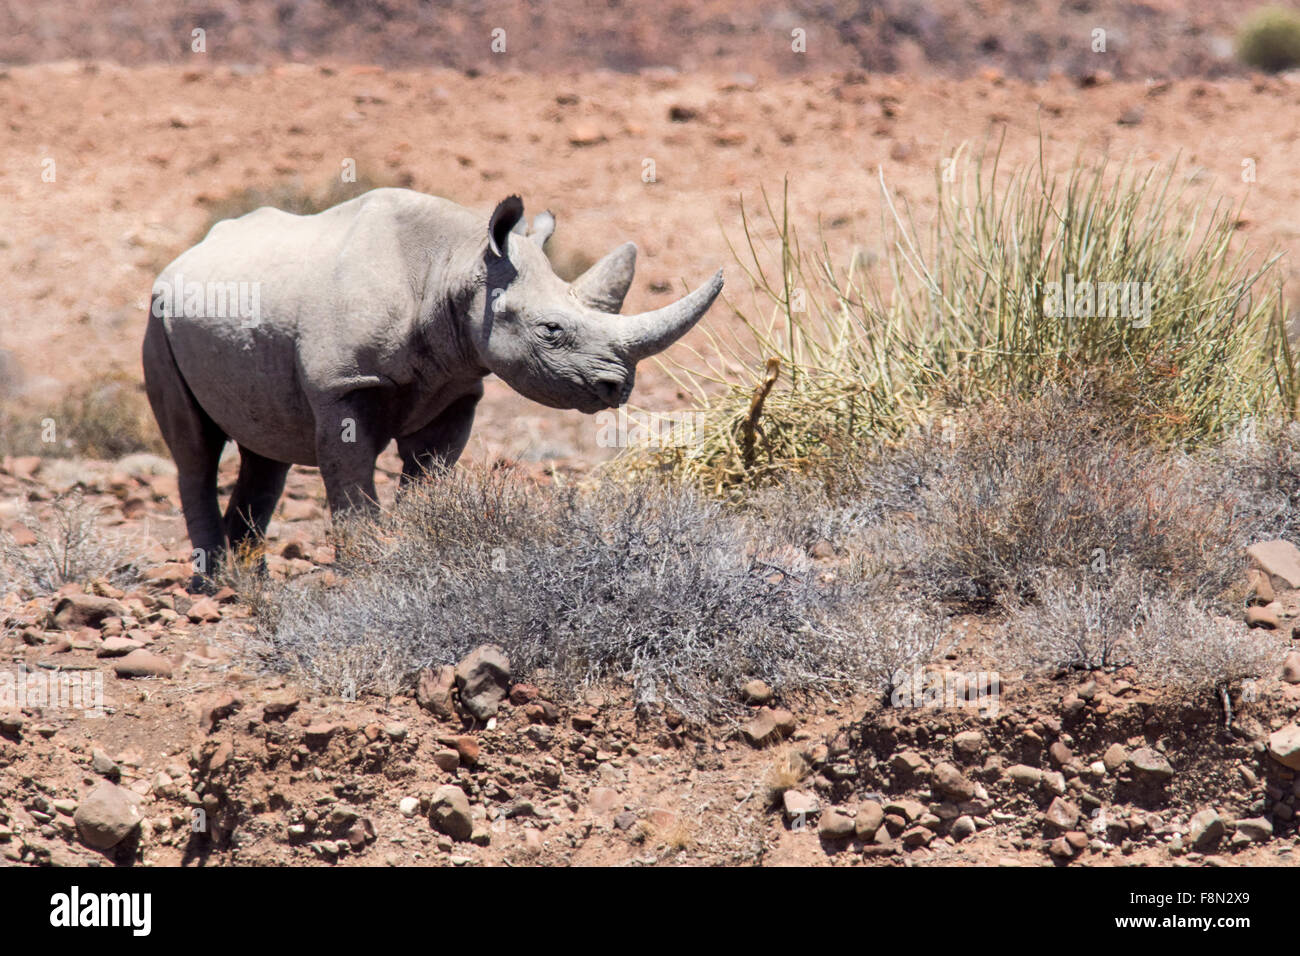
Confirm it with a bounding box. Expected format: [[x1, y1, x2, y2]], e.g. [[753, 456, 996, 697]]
[[619, 269, 724, 362], [570, 242, 637, 313], [529, 211, 556, 247]]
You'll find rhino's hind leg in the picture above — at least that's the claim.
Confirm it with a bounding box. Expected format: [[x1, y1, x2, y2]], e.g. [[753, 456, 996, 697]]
[[396, 389, 482, 487], [141, 309, 228, 592], [223, 446, 291, 571]]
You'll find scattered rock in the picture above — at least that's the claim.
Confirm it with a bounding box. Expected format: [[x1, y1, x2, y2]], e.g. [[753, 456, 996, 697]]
[[1234, 816, 1273, 844], [345, 819, 375, 850], [743, 707, 796, 746], [74, 783, 142, 850], [508, 683, 540, 705], [416, 665, 456, 719], [437, 734, 480, 766], [95, 636, 142, 657], [1127, 747, 1174, 784], [854, 801, 884, 840], [1101, 743, 1128, 774], [199, 691, 241, 733], [185, 596, 222, 623], [899, 826, 932, 848], [432, 749, 460, 772], [1048, 836, 1078, 860], [1280, 652, 1300, 686], [302, 723, 338, 746], [782, 789, 818, 823], [52, 594, 126, 630], [951, 815, 976, 841], [1041, 770, 1067, 796], [1006, 764, 1042, 788], [262, 692, 299, 721], [453, 645, 511, 721], [428, 785, 473, 841], [818, 809, 854, 840], [1116, 106, 1144, 126], [891, 751, 931, 782], [741, 679, 773, 706], [1266, 725, 1300, 770], [1048, 741, 1073, 767], [952, 730, 985, 759], [91, 748, 121, 780], [884, 798, 926, 822], [567, 122, 606, 146], [399, 797, 419, 818], [1247, 539, 1300, 589], [1188, 809, 1224, 850], [1246, 604, 1280, 629], [1044, 797, 1080, 830], [112, 649, 173, 679], [932, 761, 977, 802]]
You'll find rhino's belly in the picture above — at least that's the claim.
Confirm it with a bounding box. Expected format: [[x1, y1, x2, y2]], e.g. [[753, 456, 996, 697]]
[[165, 316, 319, 465]]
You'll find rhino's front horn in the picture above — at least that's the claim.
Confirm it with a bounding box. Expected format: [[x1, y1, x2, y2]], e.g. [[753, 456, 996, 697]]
[[570, 242, 638, 313], [619, 269, 725, 362]]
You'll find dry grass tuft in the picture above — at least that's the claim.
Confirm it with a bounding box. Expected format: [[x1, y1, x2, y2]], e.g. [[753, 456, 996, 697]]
[[0, 490, 141, 595], [762, 747, 810, 807]]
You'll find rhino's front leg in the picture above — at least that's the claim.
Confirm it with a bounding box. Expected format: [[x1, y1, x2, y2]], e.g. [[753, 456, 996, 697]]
[[313, 394, 388, 515], [397, 386, 482, 485]]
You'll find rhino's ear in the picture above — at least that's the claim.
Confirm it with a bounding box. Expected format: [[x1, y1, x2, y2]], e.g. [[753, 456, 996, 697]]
[[488, 195, 524, 258], [529, 210, 556, 247]]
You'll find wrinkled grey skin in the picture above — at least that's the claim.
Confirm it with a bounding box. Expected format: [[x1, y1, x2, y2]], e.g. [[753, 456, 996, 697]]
[[142, 188, 723, 588]]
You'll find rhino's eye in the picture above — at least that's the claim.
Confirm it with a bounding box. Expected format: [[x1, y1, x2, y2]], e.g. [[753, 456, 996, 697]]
[[538, 322, 564, 343]]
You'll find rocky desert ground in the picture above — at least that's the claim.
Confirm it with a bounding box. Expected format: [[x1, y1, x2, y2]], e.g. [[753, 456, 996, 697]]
[[3, 1, 1300, 875]]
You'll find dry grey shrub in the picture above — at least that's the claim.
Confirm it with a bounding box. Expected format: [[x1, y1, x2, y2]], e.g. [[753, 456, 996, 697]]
[[814, 600, 948, 698], [255, 469, 884, 716], [1004, 565, 1162, 673], [1132, 594, 1286, 694], [813, 387, 1256, 606], [1005, 564, 1285, 693], [0, 489, 140, 595], [1199, 419, 1300, 545]]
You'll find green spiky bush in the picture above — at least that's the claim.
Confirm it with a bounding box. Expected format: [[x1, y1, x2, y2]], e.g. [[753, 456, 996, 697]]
[[1238, 6, 1300, 73], [631, 140, 1292, 491]]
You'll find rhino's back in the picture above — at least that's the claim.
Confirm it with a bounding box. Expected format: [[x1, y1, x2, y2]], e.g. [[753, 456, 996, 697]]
[[153, 190, 467, 464]]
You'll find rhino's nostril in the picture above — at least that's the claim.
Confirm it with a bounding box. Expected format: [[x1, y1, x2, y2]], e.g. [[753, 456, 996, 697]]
[[594, 375, 629, 406]]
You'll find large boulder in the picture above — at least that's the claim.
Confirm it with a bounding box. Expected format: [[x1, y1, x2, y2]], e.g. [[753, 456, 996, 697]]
[[453, 645, 511, 720], [74, 783, 142, 850]]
